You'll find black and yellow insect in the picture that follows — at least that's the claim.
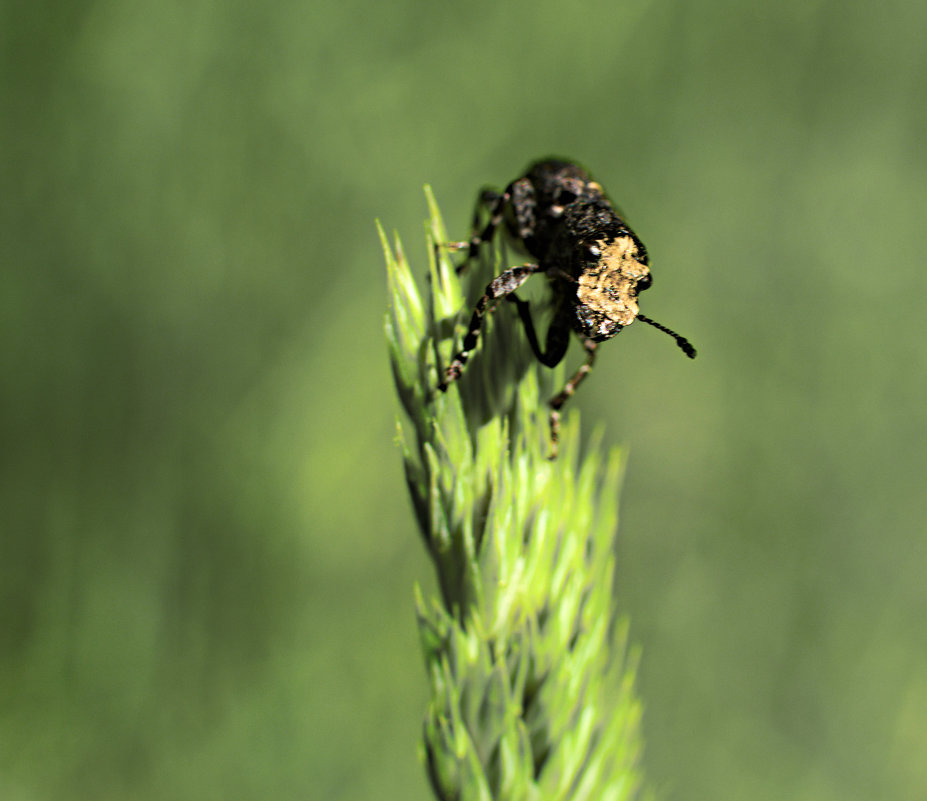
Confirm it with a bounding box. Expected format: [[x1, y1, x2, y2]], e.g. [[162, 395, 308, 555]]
[[439, 158, 696, 456]]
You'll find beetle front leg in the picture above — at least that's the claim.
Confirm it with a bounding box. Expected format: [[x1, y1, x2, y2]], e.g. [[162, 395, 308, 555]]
[[438, 263, 540, 390], [547, 337, 598, 459]]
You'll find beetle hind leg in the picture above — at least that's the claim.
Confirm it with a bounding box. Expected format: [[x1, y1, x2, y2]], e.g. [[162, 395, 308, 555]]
[[547, 337, 598, 459], [436, 186, 512, 275]]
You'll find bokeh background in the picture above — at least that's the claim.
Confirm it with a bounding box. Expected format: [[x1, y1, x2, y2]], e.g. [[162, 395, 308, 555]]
[[3, 0, 926, 799]]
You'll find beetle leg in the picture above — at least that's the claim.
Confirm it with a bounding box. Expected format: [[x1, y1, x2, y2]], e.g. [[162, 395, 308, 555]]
[[452, 186, 511, 273], [547, 337, 598, 459], [507, 177, 537, 243], [432, 188, 507, 274], [439, 263, 540, 390], [506, 295, 569, 368]]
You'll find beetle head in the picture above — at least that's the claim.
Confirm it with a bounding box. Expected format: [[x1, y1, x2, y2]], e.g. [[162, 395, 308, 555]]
[[574, 236, 651, 341]]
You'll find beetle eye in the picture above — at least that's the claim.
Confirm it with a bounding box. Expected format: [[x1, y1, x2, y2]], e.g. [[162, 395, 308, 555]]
[[636, 274, 652, 292], [556, 189, 577, 205]]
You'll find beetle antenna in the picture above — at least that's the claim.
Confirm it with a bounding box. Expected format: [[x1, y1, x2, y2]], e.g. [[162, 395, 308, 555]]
[[637, 313, 697, 358]]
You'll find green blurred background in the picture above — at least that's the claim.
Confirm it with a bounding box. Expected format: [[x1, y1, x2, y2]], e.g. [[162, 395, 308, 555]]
[[3, 0, 926, 799]]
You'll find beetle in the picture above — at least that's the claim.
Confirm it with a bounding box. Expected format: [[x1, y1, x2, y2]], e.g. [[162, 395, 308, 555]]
[[438, 158, 696, 457]]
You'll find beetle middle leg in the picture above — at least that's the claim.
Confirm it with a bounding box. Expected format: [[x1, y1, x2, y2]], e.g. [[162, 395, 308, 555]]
[[508, 295, 593, 458], [439, 263, 540, 390]]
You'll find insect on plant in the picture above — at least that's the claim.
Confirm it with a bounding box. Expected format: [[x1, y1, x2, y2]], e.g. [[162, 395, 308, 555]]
[[438, 158, 696, 457]]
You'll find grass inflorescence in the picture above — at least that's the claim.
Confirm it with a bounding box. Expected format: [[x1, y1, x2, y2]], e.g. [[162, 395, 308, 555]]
[[381, 188, 648, 801]]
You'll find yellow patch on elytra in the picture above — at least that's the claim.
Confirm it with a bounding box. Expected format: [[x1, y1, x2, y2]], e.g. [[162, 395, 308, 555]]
[[576, 236, 649, 327]]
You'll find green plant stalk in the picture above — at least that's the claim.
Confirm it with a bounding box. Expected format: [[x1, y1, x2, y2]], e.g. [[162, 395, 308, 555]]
[[381, 189, 648, 801]]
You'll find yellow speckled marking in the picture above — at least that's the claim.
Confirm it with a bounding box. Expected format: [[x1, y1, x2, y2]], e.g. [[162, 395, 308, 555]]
[[575, 236, 649, 327]]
